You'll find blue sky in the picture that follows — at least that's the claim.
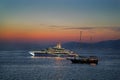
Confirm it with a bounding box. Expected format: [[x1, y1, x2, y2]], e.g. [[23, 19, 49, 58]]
[[1, 0, 120, 26]]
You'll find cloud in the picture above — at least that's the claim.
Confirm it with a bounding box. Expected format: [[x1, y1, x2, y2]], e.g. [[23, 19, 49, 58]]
[[63, 27, 95, 30], [49, 25, 68, 28], [39, 24, 120, 32], [63, 26, 120, 32], [108, 27, 120, 31], [48, 25, 97, 30]]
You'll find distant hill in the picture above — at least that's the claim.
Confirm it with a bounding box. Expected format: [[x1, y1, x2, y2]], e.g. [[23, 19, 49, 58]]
[[0, 41, 52, 51], [63, 39, 120, 50], [0, 39, 120, 50]]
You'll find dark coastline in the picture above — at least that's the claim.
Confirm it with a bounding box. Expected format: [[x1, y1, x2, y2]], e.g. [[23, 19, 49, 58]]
[[0, 39, 120, 51]]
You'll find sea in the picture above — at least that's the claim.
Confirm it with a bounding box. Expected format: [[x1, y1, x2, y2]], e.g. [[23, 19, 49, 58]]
[[0, 49, 120, 80]]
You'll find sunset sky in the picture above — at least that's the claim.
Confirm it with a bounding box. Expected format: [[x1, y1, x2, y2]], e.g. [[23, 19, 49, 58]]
[[0, 0, 120, 43]]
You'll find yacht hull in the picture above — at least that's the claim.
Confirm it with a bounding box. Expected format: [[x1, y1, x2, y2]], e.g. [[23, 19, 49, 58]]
[[29, 51, 77, 57]]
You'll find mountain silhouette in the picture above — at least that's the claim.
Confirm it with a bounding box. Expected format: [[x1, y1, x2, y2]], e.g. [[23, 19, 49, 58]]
[[63, 39, 120, 50], [0, 39, 120, 51]]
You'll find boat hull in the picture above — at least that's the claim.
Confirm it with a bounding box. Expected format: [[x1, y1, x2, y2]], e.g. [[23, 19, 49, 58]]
[[70, 59, 98, 64], [69, 56, 98, 64]]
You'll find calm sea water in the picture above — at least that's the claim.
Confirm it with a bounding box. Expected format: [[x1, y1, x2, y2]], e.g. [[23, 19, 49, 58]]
[[0, 49, 120, 80]]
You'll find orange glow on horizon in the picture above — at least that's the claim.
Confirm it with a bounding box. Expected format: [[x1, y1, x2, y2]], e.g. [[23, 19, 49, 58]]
[[0, 28, 79, 42], [0, 25, 120, 42]]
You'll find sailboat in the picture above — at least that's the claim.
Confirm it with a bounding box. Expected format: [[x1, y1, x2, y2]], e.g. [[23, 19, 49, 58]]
[[69, 31, 98, 64]]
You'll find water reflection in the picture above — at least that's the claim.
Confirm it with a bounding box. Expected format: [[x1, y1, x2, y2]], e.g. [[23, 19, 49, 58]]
[[90, 63, 97, 66]]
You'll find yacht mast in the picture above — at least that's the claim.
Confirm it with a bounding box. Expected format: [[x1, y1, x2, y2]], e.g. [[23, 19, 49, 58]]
[[80, 31, 82, 42], [79, 31, 82, 49]]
